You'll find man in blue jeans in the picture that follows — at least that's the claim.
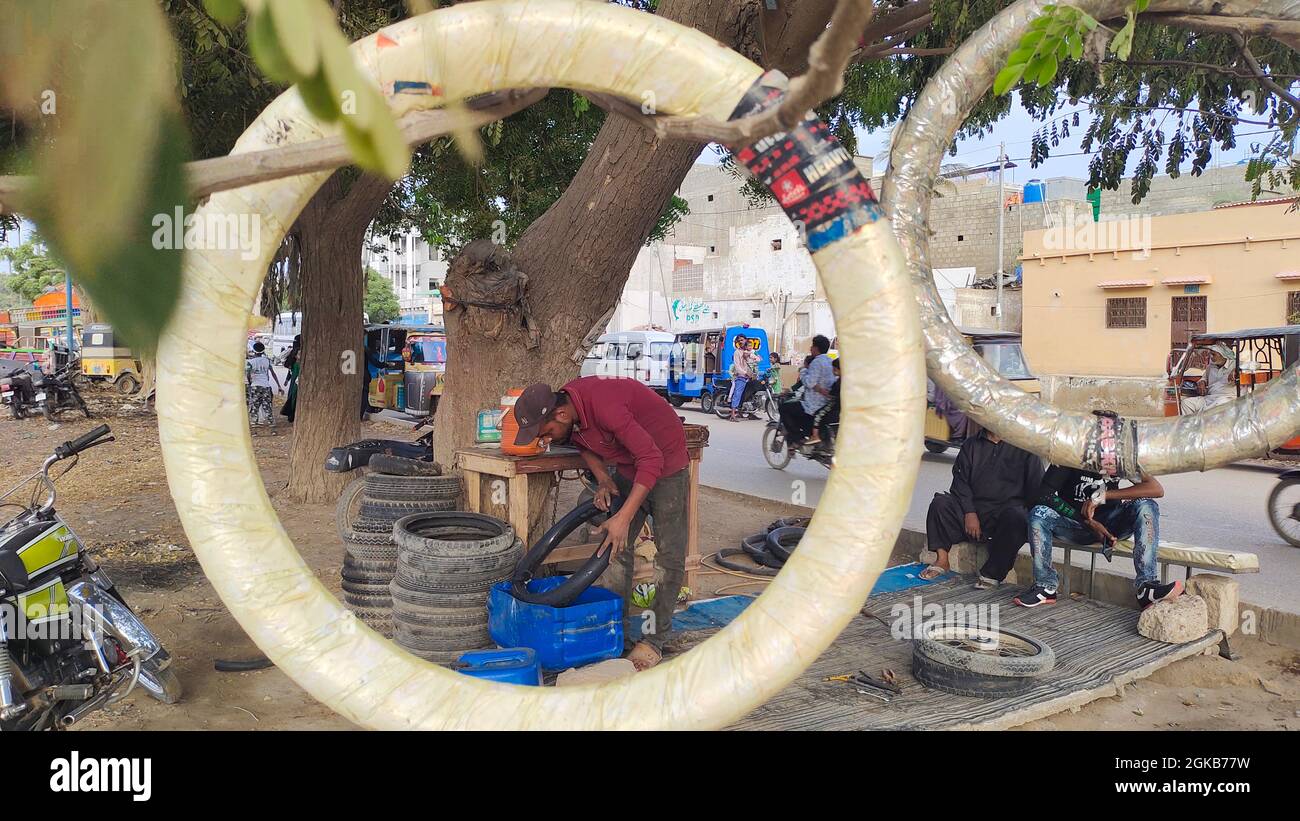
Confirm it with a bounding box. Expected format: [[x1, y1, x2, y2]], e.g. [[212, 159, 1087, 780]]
[[1014, 461, 1183, 610]]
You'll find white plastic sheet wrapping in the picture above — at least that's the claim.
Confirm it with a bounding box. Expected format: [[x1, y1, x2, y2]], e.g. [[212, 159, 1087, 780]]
[[884, 0, 1300, 476], [156, 0, 923, 729]]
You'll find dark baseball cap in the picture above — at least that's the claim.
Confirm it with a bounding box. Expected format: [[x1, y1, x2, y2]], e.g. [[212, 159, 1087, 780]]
[[512, 383, 558, 446]]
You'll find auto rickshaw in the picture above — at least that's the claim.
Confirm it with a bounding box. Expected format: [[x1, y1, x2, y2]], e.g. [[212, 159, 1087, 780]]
[[80, 323, 143, 394], [365, 323, 447, 413], [1166, 325, 1300, 451], [667, 324, 770, 413], [924, 329, 1041, 453], [401, 328, 448, 418]]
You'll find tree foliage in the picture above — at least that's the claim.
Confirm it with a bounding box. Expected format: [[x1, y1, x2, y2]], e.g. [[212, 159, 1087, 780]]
[[0, 230, 65, 304], [364, 266, 400, 322]]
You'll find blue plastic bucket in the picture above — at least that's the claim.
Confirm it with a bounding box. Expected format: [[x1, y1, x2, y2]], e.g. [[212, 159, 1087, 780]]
[[487, 578, 623, 671]]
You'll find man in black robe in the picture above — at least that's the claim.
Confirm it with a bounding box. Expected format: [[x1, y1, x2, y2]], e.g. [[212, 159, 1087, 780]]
[[921, 426, 1045, 586]]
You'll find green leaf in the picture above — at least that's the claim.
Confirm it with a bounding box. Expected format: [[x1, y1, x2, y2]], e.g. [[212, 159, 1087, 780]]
[[32, 3, 175, 280], [36, 113, 190, 355], [994, 63, 1027, 95], [247, 6, 298, 84], [203, 0, 242, 26], [1036, 54, 1059, 86], [297, 72, 337, 120], [268, 0, 320, 77]]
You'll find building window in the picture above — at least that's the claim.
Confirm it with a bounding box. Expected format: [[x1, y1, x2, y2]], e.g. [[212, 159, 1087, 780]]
[[957, 235, 964, 242], [795, 312, 811, 336], [751, 309, 761, 319], [1288, 291, 1300, 324], [1106, 297, 1147, 329], [707, 194, 714, 202], [708, 245, 716, 253], [771, 239, 782, 251]]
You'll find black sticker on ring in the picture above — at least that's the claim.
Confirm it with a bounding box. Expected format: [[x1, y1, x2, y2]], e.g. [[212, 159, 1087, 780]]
[[729, 70, 883, 252]]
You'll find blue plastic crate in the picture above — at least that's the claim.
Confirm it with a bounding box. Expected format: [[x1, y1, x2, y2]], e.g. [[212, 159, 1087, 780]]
[[487, 578, 623, 671], [456, 648, 542, 686]]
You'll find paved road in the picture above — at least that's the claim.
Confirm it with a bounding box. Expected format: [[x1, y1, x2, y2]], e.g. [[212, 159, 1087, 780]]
[[687, 410, 1300, 614]]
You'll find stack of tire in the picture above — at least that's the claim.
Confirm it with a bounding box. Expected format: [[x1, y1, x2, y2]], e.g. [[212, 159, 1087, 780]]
[[337, 470, 462, 637], [390, 512, 523, 665]]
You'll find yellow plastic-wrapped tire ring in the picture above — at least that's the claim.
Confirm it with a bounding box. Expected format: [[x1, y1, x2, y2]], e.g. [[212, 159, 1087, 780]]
[[157, 0, 923, 729]]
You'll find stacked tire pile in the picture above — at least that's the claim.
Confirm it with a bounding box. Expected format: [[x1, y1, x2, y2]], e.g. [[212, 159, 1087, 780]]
[[390, 512, 522, 665], [336, 469, 461, 637]]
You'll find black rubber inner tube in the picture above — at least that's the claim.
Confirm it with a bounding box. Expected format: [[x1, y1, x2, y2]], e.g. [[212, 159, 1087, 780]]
[[214, 656, 275, 672], [713, 547, 780, 577], [765, 526, 805, 563], [509, 496, 626, 608]]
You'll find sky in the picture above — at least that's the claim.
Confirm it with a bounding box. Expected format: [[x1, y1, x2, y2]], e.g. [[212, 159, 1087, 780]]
[[853, 99, 1285, 185]]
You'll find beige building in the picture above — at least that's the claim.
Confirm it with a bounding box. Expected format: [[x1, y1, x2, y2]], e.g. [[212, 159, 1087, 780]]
[[1021, 198, 1300, 411]]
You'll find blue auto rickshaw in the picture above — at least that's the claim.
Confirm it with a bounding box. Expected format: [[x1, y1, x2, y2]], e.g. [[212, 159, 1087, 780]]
[[667, 325, 770, 413]]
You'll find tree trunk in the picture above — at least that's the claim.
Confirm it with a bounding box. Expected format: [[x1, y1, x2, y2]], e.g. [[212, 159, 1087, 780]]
[[285, 170, 394, 503], [434, 0, 830, 528]]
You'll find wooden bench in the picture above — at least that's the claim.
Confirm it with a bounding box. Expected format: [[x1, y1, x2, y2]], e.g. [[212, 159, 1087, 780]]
[[1056, 536, 1259, 599]]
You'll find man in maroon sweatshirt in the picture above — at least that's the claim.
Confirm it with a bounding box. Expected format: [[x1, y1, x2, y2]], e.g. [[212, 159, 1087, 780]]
[[512, 377, 688, 670]]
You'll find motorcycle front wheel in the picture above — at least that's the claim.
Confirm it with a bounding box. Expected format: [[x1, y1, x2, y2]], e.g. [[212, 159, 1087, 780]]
[[138, 663, 184, 704], [764, 394, 779, 422], [762, 426, 792, 470], [41, 400, 59, 421]]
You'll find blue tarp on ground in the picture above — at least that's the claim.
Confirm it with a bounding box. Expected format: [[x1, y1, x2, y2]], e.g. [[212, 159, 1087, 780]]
[[672, 562, 949, 632]]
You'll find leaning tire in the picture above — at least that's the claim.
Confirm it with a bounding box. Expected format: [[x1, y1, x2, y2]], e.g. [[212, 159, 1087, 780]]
[[913, 621, 1055, 678], [334, 476, 367, 543]]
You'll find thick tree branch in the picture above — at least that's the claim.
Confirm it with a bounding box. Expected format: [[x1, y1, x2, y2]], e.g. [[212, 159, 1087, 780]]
[[0, 87, 548, 216], [1231, 31, 1300, 117], [1143, 12, 1300, 39], [637, 0, 876, 145]]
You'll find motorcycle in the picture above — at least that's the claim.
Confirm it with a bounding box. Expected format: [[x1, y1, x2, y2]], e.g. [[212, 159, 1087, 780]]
[[34, 360, 91, 422], [1266, 469, 1300, 548], [0, 424, 181, 731], [324, 417, 438, 475], [761, 399, 837, 470], [712, 375, 779, 421], [1, 365, 39, 420]]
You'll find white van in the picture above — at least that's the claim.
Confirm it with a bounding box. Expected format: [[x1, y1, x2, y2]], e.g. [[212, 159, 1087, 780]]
[[580, 330, 675, 395]]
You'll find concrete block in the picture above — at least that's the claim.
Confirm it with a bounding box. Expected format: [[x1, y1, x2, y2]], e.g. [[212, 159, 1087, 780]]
[[1137, 594, 1209, 644], [946, 542, 1018, 585], [1185, 574, 1239, 638]]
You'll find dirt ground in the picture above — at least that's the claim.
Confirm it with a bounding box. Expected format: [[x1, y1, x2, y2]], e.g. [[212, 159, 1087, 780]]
[[1, 386, 1297, 731]]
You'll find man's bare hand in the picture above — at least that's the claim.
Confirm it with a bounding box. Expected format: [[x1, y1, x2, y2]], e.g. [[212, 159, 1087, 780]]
[[593, 481, 619, 512], [1086, 518, 1116, 546], [963, 512, 982, 541], [595, 512, 632, 560]]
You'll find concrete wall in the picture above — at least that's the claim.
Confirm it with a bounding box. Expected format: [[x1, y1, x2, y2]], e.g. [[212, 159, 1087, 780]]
[[955, 287, 1023, 332], [1022, 199, 1300, 378]]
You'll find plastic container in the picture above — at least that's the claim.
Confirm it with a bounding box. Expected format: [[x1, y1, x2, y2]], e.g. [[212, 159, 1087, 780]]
[[476, 408, 503, 443], [487, 578, 623, 671], [456, 648, 542, 686], [1023, 179, 1045, 203], [499, 389, 545, 456]]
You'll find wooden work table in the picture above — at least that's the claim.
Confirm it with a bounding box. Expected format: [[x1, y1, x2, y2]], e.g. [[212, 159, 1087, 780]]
[[454, 427, 707, 587]]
